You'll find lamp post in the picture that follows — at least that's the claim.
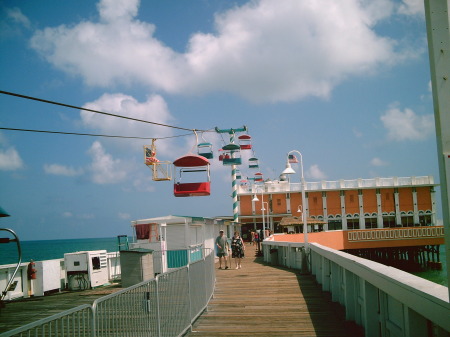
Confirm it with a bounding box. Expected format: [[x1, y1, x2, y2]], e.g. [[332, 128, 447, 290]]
[[262, 201, 269, 235], [282, 150, 308, 244], [252, 191, 266, 256]]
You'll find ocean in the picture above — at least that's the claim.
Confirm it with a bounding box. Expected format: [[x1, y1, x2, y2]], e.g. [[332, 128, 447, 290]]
[[0, 237, 447, 286], [0, 237, 123, 266]]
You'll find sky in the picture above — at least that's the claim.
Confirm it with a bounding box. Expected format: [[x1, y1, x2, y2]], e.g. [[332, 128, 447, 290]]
[[0, 0, 442, 241]]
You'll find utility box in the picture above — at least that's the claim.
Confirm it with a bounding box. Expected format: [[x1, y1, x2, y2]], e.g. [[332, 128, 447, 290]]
[[270, 249, 279, 266], [34, 259, 61, 296], [64, 250, 108, 291], [120, 249, 154, 288]]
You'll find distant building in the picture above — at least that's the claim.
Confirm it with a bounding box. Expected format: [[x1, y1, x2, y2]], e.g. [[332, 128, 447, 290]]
[[237, 176, 437, 237]]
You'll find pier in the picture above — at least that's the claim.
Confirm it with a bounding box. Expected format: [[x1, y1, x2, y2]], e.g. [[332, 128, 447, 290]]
[[0, 284, 122, 333], [1, 242, 448, 336], [188, 244, 363, 337]]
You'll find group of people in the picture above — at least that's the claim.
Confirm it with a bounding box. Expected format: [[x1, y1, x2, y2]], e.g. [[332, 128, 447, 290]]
[[215, 230, 245, 269]]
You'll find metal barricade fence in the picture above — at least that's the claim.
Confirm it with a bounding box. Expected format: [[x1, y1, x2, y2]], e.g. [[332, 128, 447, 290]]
[[92, 279, 159, 337], [2, 249, 215, 337], [1, 304, 93, 337], [157, 268, 191, 337]]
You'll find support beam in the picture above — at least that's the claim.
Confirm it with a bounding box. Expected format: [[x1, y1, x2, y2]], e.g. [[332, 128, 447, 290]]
[[424, 0, 450, 297]]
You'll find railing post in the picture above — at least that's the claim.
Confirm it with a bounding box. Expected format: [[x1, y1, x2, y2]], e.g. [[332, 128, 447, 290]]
[[155, 277, 162, 337], [90, 305, 96, 337], [187, 264, 193, 330]]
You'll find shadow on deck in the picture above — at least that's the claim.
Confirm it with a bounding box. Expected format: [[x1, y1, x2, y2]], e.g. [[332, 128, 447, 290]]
[[187, 244, 364, 337]]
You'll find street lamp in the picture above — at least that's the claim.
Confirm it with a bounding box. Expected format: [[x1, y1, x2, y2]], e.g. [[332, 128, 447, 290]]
[[262, 201, 269, 234], [282, 150, 308, 244], [252, 193, 266, 235], [252, 192, 267, 256]]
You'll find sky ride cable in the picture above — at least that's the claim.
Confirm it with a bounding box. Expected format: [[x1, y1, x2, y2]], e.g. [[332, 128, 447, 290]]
[[0, 127, 194, 140], [0, 90, 207, 132]]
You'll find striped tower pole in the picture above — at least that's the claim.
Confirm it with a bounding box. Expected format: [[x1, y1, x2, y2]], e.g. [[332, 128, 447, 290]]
[[215, 126, 247, 226], [230, 132, 239, 224]]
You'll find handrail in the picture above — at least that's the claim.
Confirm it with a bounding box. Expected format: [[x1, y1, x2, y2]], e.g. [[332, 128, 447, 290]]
[[0, 228, 22, 302], [0, 304, 92, 337], [262, 240, 450, 335]]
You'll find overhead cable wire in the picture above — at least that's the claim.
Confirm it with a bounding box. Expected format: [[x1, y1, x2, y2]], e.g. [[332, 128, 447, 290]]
[[0, 90, 206, 132], [0, 127, 194, 140]]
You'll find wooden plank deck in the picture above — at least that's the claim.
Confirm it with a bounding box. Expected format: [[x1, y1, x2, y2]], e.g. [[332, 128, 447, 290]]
[[0, 284, 122, 334], [187, 244, 364, 337]]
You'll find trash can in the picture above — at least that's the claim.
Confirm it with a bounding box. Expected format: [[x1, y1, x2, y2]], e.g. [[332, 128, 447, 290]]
[[270, 249, 278, 266]]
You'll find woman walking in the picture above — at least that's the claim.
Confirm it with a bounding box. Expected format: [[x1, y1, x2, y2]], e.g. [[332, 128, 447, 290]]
[[231, 231, 245, 269]]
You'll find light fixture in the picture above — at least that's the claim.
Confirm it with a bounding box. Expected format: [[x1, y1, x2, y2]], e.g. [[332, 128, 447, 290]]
[[252, 195, 259, 202], [0, 206, 10, 217], [281, 160, 296, 175]]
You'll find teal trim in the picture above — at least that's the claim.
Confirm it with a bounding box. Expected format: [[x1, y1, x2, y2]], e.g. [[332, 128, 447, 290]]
[[167, 250, 188, 268], [222, 144, 240, 151], [189, 249, 202, 263], [223, 158, 242, 165]]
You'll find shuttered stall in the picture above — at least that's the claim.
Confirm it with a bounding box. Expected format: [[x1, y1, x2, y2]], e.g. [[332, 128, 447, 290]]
[[166, 224, 188, 268]]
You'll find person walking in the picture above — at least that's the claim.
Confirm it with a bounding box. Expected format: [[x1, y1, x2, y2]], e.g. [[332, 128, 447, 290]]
[[215, 229, 229, 269], [231, 231, 245, 269]]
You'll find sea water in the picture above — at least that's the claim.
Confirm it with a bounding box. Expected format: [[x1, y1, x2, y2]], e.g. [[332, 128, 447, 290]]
[[0, 237, 124, 266], [0, 237, 447, 286]]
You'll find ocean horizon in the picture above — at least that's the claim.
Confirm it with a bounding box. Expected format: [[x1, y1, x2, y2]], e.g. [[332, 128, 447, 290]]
[[0, 237, 447, 287], [0, 237, 126, 266]]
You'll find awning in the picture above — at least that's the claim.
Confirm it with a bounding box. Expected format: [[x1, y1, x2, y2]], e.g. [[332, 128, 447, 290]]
[[279, 216, 327, 226]]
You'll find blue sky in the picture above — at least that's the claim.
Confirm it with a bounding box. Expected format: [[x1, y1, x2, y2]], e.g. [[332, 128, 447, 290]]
[[0, 0, 440, 241]]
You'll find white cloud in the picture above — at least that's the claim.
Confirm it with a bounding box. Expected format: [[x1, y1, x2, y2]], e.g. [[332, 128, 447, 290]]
[[307, 164, 327, 180], [380, 105, 434, 141], [81, 93, 174, 155], [118, 212, 131, 220], [44, 164, 83, 176], [87, 141, 128, 184], [0, 147, 24, 171], [78, 213, 95, 220], [62, 211, 94, 219], [6, 7, 31, 28], [30, 0, 407, 103], [370, 157, 388, 166], [352, 128, 363, 138], [397, 0, 424, 16]]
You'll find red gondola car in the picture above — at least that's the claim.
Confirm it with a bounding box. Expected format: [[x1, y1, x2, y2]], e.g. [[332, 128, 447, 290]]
[[238, 134, 252, 150], [173, 154, 211, 197]]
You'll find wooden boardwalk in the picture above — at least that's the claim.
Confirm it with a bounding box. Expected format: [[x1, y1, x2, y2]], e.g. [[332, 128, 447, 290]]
[[0, 284, 122, 333], [187, 244, 364, 337]]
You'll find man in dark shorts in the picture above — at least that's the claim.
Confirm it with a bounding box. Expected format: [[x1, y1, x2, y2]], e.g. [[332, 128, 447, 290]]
[[215, 230, 229, 269]]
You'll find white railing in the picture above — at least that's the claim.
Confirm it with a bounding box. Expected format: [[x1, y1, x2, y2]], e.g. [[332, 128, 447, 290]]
[[347, 226, 445, 242], [237, 176, 435, 194], [262, 240, 449, 336], [2, 250, 215, 337], [0, 253, 122, 301]]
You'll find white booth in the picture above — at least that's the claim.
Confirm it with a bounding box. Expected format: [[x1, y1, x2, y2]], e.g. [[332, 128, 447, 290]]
[[64, 250, 109, 290]]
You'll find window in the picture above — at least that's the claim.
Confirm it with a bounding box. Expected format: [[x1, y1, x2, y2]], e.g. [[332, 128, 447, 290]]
[[365, 217, 378, 229], [92, 256, 101, 270], [382, 216, 396, 228], [419, 214, 432, 226], [401, 216, 414, 227], [347, 219, 359, 230], [328, 220, 342, 230]]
